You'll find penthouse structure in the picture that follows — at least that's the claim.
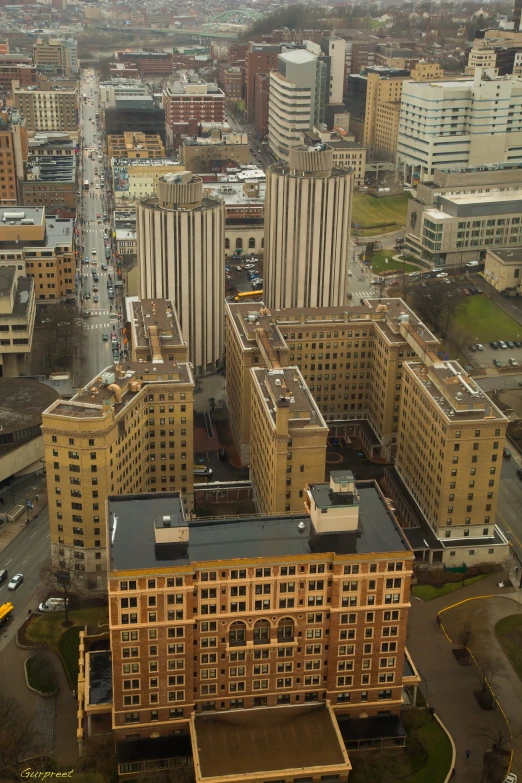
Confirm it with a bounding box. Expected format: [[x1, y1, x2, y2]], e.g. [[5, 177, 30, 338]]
[[90, 472, 419, 777], [42, 299, 194, 591]]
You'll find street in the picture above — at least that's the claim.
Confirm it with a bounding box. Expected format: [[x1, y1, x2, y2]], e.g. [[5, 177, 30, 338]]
[[0, 508, 50, 655], [76, 69, 123, 386], [497, 457, 522, 562]]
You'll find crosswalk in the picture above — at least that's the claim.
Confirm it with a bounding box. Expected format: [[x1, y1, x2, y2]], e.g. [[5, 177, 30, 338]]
[[353, 290, 376, 300]]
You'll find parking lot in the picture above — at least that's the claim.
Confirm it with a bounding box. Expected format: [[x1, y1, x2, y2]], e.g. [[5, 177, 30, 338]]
[[462, 340, 522, 370], [225, 254, 263, 299]]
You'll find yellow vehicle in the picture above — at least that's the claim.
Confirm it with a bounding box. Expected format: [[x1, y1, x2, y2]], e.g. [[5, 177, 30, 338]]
[[234, 290, 263, 302], [0, 601, 13, 629]]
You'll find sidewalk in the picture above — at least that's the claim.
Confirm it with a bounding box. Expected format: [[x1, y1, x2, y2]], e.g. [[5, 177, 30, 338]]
[[407, 573, 522, 783], [0, 475, 47, 555]]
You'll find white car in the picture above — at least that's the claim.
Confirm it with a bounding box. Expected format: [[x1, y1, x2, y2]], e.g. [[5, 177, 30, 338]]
[[499, 341, 508, 349], [476, 344, 484, 351], [92, 248, 97, 255], [503, 774, 517, 783], [8, 573, 23, 590], [436, 272, 448, 278]]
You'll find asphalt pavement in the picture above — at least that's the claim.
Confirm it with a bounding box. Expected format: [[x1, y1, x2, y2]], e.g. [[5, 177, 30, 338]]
[[77, 69, 124, 386], [497, 457, 522, 562], [0, 507, 50, 655]]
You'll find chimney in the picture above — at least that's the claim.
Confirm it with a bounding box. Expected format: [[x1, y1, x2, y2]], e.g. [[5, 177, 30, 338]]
[[275, 396, 290, 437]]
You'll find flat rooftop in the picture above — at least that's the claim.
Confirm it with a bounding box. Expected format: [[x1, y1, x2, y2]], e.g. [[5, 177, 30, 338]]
[[253, 366, 326, 430], [407, 360, 506, 422], [108, 480, 410, 572], [129, 298, 184, 349], [88, 651, 112, 706], [489, 247, 522, 263], [0, 378, 59, 436], [202, 180, 266, 207], [0, 207, 45, 227], [111, 157, 181, 168], [0, 265, 15, 296], [193, 704, 349, 780]]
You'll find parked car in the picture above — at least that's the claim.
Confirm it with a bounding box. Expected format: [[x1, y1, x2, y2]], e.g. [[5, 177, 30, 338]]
[[38, 597, 67, 613], [493, 359, 502, 367], [490, 342, 499, 349], [462, 288, 471, 295], [0, 569, 7, 583], [515, 341, 522, 348], [93, 295, 99, 303], [499, 341, 508, 349], [509, 357, 518, 366], [436, 272, 448, 278], [476, 344, 484, 351], [504, 447, 512, 458], [469, 344, 477, 352], [8, 573, 23, 590], [507, 341, 515, 349]]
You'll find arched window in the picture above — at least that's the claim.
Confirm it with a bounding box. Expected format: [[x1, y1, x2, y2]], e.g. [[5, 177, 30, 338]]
[[225, 238, 230, 249], [277, 618, 294, 642], [248, 237, 255, 248], [253, 619, 270, 644], [229, 621, 246, 647], [236, 238, 243, 249]]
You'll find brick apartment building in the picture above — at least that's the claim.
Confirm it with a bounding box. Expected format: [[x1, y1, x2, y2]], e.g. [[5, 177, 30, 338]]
[[163, 82, 225, 151], [83, 470, 419, 777]]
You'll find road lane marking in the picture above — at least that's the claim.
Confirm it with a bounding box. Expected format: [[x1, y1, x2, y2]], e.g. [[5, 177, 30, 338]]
[[4, 558, 11, 566], [22, 557, 30, 564], [40, 554, 48, 562], [29, 531, 37, 539]]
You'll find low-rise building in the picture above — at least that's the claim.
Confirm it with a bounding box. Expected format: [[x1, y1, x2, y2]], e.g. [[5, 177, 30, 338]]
[[112, 158, 184, 202], [484, 246, 522, 291], [107, 132, 165, 160], [218, 64, 244, 99], [182, 131, 250, 173], [0, 266, 35, 375], [405, 187, 522, 267], [301, 128, 366, 186], [202, 176, 265, 256], [0, 207, 75, 303], [20, 154, 76, 211]]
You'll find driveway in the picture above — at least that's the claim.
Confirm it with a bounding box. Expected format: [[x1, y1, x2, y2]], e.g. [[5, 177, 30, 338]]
[[407, 574, 522, 783]]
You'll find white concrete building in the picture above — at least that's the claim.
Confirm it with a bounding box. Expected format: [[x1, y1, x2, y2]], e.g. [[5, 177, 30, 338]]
[[264, 146, 353, 310], [137, 172, 225, 375], [398, 70, 522, 183]]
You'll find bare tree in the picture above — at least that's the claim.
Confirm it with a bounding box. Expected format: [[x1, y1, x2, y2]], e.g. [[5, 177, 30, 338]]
[[0, 694, 36, 773], [40, 552, 83, 627], [409, 280, 464, 336], [459, 624, 472, 649], [475, 657, 505, 709], [501, 554, 517, 583]]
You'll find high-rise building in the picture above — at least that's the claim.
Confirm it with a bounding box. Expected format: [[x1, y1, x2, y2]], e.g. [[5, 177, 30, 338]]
[[245, 43, 282, 124], [395, 360, 508, 559], [0, 109, 27, 205], [13, 85, 77, 133], [41, 298, 195, 591], [137, 172, 225, 375], [33, 38, 78, 76], [264, 145, 352, 311], [268, 50, 325, 161], [89, 472, 419, 776], [224, 299, 510, 566], [250, 366, 328, 514], [163, 81, 225, 151], [320, 37, 346, 105], [398, 70, 522, 183]]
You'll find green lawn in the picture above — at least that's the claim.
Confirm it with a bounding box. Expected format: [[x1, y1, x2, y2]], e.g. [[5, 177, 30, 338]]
[[369, 250, 420, 275], [59, 626, 82, 686], [413, 573, 492, 601], [495, 614, 522, 679], [26, 653, 56, 695], [26, 607, 108, 651], [453, 295, 522, 343], [352, 192, 410, 236], [349, 709, 452, 783]]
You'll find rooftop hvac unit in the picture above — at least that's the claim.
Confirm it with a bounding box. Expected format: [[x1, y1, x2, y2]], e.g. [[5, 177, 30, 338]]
[[101, 371, 116, 386]]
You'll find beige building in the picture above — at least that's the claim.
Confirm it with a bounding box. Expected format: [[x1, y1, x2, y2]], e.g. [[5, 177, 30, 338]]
[[363, 70, 409, 160], [250, 366, 328, 514], [396, 360, 509, 564], [32, 38, 78, 76], [137, 172, 225, 375], [42, 300, 195, 591], [182, 131, 250, 173], [13, 85, 77, 133], [0, 266, 35, 376], [112, 159, 185, 203], [264, 146, 352, 311], [398, 70, 522, 184], [465, 40, 498, 75], [107, 132, 165, 160], [93, 475, 418, 777], [484, 246, 522, 292], [302, 128, 366, 186], [404, 187, 522, 267], [0, 207, 75, 303]]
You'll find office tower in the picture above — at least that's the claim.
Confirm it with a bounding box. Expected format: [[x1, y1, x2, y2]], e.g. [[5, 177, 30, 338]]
[[268, 50, 324, 161], [264, 145, 352, 311], [395, 360, 508, 562], [0, 109, 27, 205], [245, 43, 282, 123], [320, 37, 345, 104], [137, 172, 225, 375], [250, 366, 328, 514], [33, 38, 78, 76], [41, 299, 194, 591], [95, 472, 418, 776], [13, 85, 77, 133], [398, 70, 522, 183]]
